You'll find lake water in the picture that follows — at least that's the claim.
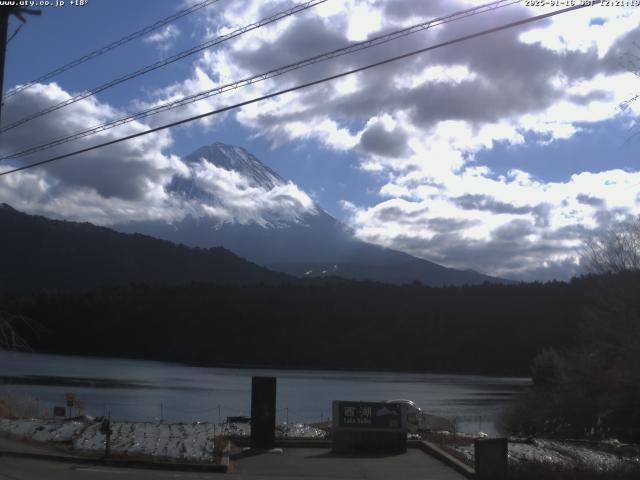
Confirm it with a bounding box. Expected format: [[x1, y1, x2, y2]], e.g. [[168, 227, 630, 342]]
[[0, 350, 529, 434]]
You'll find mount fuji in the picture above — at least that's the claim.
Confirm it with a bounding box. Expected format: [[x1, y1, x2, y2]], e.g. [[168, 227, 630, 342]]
[[117, 143, 505, 286]]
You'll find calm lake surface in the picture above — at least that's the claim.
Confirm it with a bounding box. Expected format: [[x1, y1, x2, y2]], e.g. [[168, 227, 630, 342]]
[[0, 350, 529, 434]]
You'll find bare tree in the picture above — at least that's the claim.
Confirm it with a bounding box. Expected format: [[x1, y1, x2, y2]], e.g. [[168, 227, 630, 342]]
[[0, 311, 32, 351], [583, 217, 640, 275], [505, 217, 640, 440]]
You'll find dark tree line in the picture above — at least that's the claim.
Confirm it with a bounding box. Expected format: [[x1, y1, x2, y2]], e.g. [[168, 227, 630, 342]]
[[504, 218, 640, 441], [504, 271, 640, 441], [0, 203, 289, 293], [2, 277, 589, 376]]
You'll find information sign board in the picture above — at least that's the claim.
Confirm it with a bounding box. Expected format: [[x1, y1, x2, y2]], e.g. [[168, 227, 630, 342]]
[[332, 401, 406, 433]]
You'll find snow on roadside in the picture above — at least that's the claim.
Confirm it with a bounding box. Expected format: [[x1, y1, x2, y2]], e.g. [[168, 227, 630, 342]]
[[219, 421, 327, 439], [0, 418, 87, 442], [6, 416, 635, 471], [221, 421, 250, 437], [278, 423, 327, 439], [73, 421, 102, 451], [73, 420, 219, 462], [0, 418, 326, 462], [0, 418, 219, 463], [449, 437, 640, 471]]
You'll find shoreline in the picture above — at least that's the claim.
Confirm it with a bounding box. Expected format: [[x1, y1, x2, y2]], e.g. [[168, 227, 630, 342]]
[[0, 349, 533, 380]]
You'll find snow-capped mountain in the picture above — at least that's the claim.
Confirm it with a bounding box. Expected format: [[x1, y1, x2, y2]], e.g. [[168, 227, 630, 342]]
[[117, 143, 506, 286], [177, 143, 284, 191]]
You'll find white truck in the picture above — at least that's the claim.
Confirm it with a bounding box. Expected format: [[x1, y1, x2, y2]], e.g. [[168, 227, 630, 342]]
[[383, 399, 454, 433]]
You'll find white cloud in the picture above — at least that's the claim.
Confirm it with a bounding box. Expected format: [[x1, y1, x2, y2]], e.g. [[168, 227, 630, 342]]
[[144, 24, 181, 51], [345, 160, 640, 279], [346, 2, 382, 41], [161, 0, 639, 279], [4, 0, 640, 280], [0, 82, 317, 228], [179, 159, 317, 227], [519, 3, 640, 58], [0, 83, 187, 224]]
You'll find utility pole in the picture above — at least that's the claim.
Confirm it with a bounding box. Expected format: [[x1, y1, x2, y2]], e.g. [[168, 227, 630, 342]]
[[0, 6, 41, 125], [0, 8, 10, 125]]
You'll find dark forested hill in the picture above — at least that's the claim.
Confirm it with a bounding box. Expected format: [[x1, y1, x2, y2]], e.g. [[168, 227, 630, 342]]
[[0, 204, 290, 292], [3, 277, 589, 375]]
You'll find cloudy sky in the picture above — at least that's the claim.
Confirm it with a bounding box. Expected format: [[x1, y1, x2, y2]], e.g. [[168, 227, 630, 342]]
[[1, 0, 639, 281]]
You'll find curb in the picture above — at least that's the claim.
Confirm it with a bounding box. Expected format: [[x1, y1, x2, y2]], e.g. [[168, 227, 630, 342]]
[[0, 450, 228, 473], [231, 437, 332, 449], [414, 440, 476, 479]]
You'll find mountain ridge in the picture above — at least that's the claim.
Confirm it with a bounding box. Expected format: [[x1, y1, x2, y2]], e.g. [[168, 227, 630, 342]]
[[118, 142, 508, 286], [0, 203, 291, 293]]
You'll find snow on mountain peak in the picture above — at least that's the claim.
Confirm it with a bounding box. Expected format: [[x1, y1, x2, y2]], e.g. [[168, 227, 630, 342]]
[[167, 142, 318, 227], [184, 143, 285, 190]]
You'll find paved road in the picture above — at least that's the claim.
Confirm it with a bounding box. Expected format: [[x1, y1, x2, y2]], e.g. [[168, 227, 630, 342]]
[[0, 456, 218, 479], [228, 448, 467, 479], [0, 436, 72, 456], [0, 448, 467, 479]]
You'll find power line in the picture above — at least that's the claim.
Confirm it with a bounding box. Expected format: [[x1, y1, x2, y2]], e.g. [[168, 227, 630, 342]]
[[1, 0, 223, 102], [0, 0, 327, 134], [6, 23, 22, 45], [0, 0, 521, 161], [0, 1, 601, 178]]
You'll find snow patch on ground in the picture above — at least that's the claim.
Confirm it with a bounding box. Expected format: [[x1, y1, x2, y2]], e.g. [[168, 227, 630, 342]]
[[220, 421, 327, 439], [0, 418, 327, 462], [450, 437, 640, 471], [278, 423, 327, 439], [0, 418, 86, 441], [0, 418, 218, 462]]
